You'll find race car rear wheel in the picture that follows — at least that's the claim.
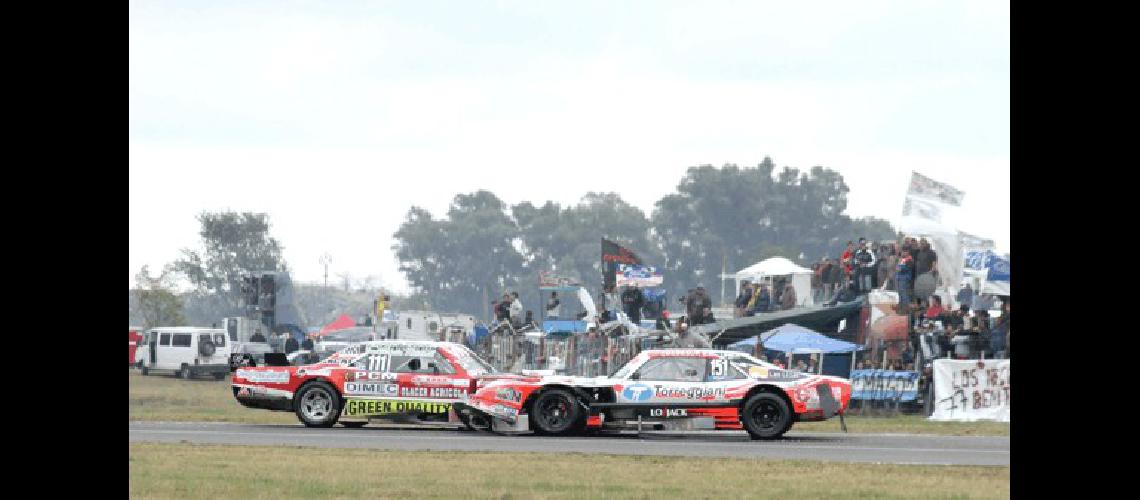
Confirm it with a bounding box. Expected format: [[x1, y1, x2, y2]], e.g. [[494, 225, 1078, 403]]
[[742, 392, 792, 440], [294, 382, 342, 428], [530, 388, 584, 436]]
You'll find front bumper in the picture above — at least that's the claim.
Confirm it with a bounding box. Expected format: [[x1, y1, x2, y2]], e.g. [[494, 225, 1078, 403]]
[[453, 401, 530, 433]]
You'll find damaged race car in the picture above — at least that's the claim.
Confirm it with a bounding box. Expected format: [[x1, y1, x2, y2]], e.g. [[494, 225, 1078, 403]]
[[231, 340, 514, 428], [453, 349, 851, 440]]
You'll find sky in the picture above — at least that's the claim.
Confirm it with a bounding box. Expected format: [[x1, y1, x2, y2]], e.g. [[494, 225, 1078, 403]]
[[129, 0, 1010, 294]]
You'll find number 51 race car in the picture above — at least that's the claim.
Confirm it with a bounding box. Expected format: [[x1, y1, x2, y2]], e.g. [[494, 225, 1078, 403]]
[[453, 349, 852, 439]]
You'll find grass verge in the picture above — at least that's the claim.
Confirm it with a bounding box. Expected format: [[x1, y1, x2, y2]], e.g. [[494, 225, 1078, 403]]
[[129, 442, 1009, 499]]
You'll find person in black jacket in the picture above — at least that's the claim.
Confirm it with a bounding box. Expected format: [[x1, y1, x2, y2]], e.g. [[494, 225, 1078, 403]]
[[621, 285, 645, 325], [285, 335, 299, 354]]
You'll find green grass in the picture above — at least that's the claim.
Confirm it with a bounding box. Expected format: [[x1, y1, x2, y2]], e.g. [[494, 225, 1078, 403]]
[[129, 369, 296, 424], [128, 371, 1009, 436], [129, 442, 1010, 499]]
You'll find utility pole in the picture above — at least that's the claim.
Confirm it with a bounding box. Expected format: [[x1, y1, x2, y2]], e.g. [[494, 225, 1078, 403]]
[[320, 253, 332, 288]]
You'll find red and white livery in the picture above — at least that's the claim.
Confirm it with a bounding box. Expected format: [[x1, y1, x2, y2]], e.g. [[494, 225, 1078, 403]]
[[454, 349, 852, 439], [232, 340, 515, 428]]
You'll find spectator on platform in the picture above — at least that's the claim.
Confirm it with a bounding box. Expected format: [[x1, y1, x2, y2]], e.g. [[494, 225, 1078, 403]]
[[780, 284, 797, 310], [811, 262, 824, 304], [895, 248, 915, 310], [841, 241, 856, 281], [956, 282, 974, 310], [913, 239, 939, 278], [546, 291, 561, 320], [855, 240, 877, 293], [622, 284, 645, 325], [820, 259, 834, 301], [734, 280, 753, 318], [878, 245, 898, 291], [602, 284, 620, 322], [509, 292, 524, 327], [990, 314, 1008, 359], [925, 295, 945, 320], [828, 259, 844, 297], [749, 284, 771, 315]]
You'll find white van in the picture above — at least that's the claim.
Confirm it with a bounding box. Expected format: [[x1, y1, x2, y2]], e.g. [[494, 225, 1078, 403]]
[[140, 327, 231, 380]]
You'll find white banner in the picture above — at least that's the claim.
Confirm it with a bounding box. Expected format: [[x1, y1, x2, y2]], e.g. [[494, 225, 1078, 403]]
[[930, 359, 1010, 422]]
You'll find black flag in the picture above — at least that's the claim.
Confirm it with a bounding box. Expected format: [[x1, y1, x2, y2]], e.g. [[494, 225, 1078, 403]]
[[602, 238, 642, 289]]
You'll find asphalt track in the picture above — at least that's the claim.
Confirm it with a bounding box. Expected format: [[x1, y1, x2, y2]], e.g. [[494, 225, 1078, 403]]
[[129, 421, 1009, 466]]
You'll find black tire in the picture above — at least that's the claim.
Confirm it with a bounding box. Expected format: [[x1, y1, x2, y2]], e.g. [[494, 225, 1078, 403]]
[[341, 421, 367, 428], [741, 392, 793, 440], [294, 382, 342, 428], [529, 388, 584, 436], [178, 366, 192, 380], [213, 372, 227, 381]]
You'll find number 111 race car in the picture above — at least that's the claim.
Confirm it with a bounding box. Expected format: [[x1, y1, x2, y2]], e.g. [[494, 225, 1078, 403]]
[[454, 349, 852, 439]]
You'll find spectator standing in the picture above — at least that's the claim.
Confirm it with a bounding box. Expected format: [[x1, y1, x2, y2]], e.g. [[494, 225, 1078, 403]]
[[956, 282, 974, 310], [301, 335, 314, 351], [285, 334, 299, 354], [990, 314, 1008, 359], [694, 286, 713, 324], [878, 245, 898, 291], [750, 284, 771, 315], [509, 292, 524, 327], [780, 283, 797, 310], [828, 259, 844, 297], [855, 240, 877, 292], [925, 295, 945, 320], [546, 291, 561, 319], [602, 284, 620, 322], [841, 241, 856, 282], [811, 263, 823, 304], [820, 260, 834, 301], [734, 280, 753, 318], [621, 285, 645, 325], [913, 239, 939, 278], [895, 249, 915, 311]]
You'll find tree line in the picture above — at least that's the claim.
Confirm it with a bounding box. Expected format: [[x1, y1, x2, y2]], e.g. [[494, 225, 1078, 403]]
[[130, 158, 896, 327], [394, 158, 895, 319]]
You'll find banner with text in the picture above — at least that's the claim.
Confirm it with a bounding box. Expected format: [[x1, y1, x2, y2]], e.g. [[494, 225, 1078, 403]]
[[850, 369, 919, 401], [930, 359, 1010, 422], [615, 264, 664, 287]]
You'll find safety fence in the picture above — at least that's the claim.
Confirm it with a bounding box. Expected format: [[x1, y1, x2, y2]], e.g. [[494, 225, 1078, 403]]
[[473, 329, 661, 376]]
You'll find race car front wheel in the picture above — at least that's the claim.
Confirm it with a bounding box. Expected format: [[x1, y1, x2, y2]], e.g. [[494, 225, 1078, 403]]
[[294, 382, 342, 428], [530, 388, 584, 436], [742, 392, 792, 440]]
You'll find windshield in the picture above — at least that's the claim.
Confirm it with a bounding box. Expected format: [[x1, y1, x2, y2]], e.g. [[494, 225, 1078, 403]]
[[445, 345, 497, 376]]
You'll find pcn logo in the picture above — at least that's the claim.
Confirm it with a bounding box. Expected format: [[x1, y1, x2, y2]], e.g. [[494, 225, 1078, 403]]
[[622, 384, 654, 402]]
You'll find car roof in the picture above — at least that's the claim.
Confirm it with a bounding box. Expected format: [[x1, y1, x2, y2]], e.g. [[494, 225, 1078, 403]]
[[147, 327, 224, 334]]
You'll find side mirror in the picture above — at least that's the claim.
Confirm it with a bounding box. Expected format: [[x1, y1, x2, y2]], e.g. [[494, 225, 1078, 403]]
[[630, 372, 640, 380], [407, 358, 421, 371]]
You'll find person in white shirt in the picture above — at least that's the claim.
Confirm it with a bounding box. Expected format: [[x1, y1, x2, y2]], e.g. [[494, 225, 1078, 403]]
[[509, 292, 524, 327]]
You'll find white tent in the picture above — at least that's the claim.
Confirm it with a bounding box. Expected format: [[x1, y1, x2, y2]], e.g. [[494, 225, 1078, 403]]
[[734, 257, 814, 307]]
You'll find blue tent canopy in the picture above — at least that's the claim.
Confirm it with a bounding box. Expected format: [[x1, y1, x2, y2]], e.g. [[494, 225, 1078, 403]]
[[729, 323, 862, 354]]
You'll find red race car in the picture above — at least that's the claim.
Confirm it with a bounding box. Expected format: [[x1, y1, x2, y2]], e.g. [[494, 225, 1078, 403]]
[[232, 340, 515, 428], [454, 349, 852, 439]]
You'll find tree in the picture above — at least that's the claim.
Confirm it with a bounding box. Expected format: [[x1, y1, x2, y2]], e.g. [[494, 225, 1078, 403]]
[[393, 191, 525, 318], [173, 211, 288, 321], [651, 159, 897, 303], [133, 265, 185, 328]]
